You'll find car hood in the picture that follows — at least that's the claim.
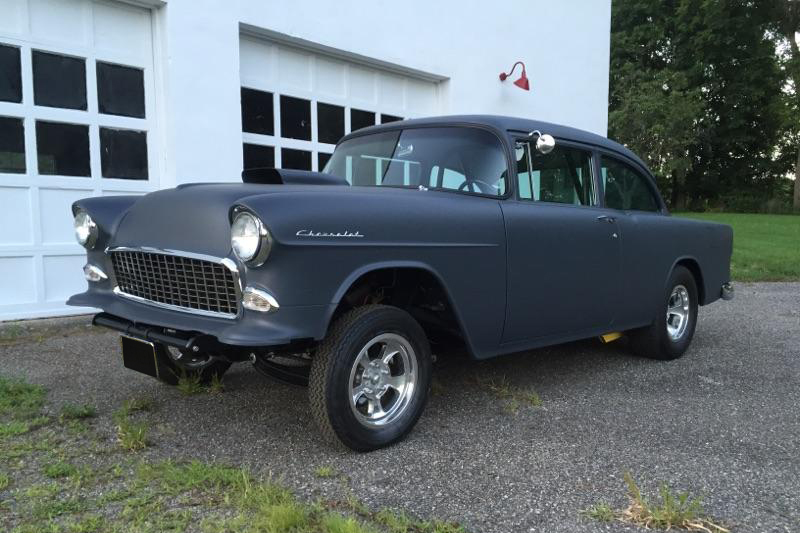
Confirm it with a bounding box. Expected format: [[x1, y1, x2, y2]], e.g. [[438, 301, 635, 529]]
[[109, 182, 422, 257], [111, 183, 289, 257]]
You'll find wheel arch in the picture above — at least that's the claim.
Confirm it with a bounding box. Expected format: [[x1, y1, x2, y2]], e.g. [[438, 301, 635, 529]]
[[325, 261, 475, 356], [670, 256, 706, 305]]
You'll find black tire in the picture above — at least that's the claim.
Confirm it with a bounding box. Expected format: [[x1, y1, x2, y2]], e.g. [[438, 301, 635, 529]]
[[629, 265, 698, 360], [154, 344, 231, 385], [309, 305, 432, 452]]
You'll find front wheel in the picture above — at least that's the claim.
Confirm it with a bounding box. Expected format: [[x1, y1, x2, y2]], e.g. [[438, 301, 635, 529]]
[[629, 265, 699, 360], [309, 305, 432, 451]]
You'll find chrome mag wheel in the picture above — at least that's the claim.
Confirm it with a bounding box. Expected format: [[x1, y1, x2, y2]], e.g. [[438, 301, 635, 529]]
[[666, 284, 690, 341], [348, 333, 417, 428]]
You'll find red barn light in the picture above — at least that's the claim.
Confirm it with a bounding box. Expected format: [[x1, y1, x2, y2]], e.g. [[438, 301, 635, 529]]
[[499, 61, 530, 91]]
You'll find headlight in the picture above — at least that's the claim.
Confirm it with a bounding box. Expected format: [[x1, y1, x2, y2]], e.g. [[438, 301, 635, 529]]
[[73, 210, 98, 249], [231, 211, 271, 265]]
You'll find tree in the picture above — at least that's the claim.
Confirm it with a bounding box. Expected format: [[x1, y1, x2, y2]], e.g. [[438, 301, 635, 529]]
[[610, 0, 789, 210], [771, 1, 800, 209]]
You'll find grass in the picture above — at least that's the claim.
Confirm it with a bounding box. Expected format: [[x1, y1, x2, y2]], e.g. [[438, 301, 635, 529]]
[[476, 375, 543, 414], [315, 465, 337, 479], [678, 212, 800, 281], [0, 376, 46, 419], [176, 373, 204, 396], [113, 398, 152, 452], [59, 404, 97, 422], [43, 461, 79, 479], [583, 472, 729, 532], [1, 372, 470, 533]]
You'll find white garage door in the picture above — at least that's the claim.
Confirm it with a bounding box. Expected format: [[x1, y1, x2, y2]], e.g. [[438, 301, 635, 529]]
[[0, 0, 157, 320], [239, 36, 440, 174]]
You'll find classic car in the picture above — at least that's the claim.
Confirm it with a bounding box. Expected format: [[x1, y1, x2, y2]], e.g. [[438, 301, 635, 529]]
[[68, 115, 734, 451]]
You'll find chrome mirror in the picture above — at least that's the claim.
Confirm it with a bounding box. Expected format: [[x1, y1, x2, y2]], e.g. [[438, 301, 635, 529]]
[[529, 130, 556, 154]]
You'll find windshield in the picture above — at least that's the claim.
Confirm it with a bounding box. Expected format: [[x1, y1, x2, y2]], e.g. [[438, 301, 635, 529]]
[[322, 127, 508, 197]]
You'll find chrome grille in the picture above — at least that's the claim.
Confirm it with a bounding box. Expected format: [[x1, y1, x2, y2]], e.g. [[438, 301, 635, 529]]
[[110, 250, 239, 317]]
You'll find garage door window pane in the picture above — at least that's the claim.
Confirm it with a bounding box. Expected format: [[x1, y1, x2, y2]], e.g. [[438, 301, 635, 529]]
[[351, 109, 375, 132], [0, 116, 25, 173], [317, 102, 344, 144], [280, 95, 310, 140], [318, 152, 332, 172], [281, 148, 311, 170], [241, 88, 274, 135], [381, 114, 402, 124], [97, 62, 145, 118], [100, 128, 148, 180], [0, 45, 22, 103], [32, 51, 86, 110], [36, 121, 89, 176], [243, 143, 274, 169]]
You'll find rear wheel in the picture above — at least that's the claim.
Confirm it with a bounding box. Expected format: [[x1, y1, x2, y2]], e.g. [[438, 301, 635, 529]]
[[154, 344, 231, 384], [309, 305, 432, 451], [629, 265, 698, 360]]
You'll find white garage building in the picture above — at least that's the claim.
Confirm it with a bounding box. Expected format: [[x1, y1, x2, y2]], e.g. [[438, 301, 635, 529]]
[[0, 0, 612, 321]]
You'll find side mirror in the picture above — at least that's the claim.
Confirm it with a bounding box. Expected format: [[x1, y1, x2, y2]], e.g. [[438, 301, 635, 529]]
[[529, 130, 556, 154]]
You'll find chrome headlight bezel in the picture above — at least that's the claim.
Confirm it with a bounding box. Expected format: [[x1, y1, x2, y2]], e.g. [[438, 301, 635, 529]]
[[230, 209, 272, 267], [73, 210, 98, 249]]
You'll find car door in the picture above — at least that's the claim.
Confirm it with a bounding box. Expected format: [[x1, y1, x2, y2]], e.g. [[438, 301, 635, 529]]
[[501, 139, 621, 344], [597, 152, 671, 326]]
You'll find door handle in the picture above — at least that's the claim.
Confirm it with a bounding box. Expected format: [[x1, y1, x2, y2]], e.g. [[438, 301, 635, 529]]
[[596, 215, 616, 224]]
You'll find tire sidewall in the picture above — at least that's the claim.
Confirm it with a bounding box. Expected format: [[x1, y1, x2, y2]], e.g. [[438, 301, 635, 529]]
[[657, 267, 699, 358], [323, 307, 432, 451]]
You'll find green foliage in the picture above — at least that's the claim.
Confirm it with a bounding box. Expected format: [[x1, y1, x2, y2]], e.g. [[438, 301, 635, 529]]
[[314, 465, 337, 478], [59, 404, 97, 422], [581, 502, 615, 522], [43, 461, 79, 479], [583, 472, 728, 532], [176, 372, 204, 396], [0, 376, 46, 419], [679, 212, 800, 280], [610, 1, 794, 210]]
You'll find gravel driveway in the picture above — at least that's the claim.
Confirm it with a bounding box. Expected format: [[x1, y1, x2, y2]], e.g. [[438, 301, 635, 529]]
[[1, 282, 798, 533]]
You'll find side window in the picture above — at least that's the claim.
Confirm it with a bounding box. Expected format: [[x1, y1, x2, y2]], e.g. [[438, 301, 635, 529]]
[[516, 142, 594, 205], [600, 156, 659, 212]]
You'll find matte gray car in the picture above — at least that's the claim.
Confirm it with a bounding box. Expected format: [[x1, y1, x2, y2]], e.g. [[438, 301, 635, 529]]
[[68, 115, 734, 450]]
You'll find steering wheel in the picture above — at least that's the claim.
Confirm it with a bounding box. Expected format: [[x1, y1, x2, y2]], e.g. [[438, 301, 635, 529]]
[[458, 179, 495, 194]]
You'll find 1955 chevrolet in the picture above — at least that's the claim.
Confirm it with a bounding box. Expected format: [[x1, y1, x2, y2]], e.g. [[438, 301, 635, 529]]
[[68, 115, 734, 451]]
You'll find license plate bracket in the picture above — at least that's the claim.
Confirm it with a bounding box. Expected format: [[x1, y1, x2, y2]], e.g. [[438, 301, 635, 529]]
[[120, 335, 176, 384]]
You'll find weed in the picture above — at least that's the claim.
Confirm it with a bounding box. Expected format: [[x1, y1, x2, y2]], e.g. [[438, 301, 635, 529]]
[[583, 472, 729, 532], [478, 375, 543, 413], [65, 514, 103, 532], [259, 502, 309, 531], [59, 404, 97, 421], [0, 376, 46, 419], [324, 512, 374, 533], [208, 372, 225, 394], [118, 396, 154, 417], [315, 465, 337, 478], [375, 509, 416, 532], [137, 459, 249, 496], [0, 471, 9, 490], [522, 390, 542, 407], [581, 502, 615, 522], [43, 460, 78, 479], [117, 418, 149, 452], [177, 373, 204, 395]]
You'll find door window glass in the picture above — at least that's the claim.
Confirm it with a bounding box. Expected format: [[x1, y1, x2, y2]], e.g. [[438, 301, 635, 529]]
[[517, 142, 594, 205], [600, 156, 659, 211]]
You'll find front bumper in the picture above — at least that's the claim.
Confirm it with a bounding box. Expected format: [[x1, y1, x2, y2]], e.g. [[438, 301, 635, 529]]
[[68, 289, 333, 347]]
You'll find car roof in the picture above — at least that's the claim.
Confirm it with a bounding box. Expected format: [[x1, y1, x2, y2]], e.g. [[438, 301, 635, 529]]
[[341, 114, 651, 174]]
